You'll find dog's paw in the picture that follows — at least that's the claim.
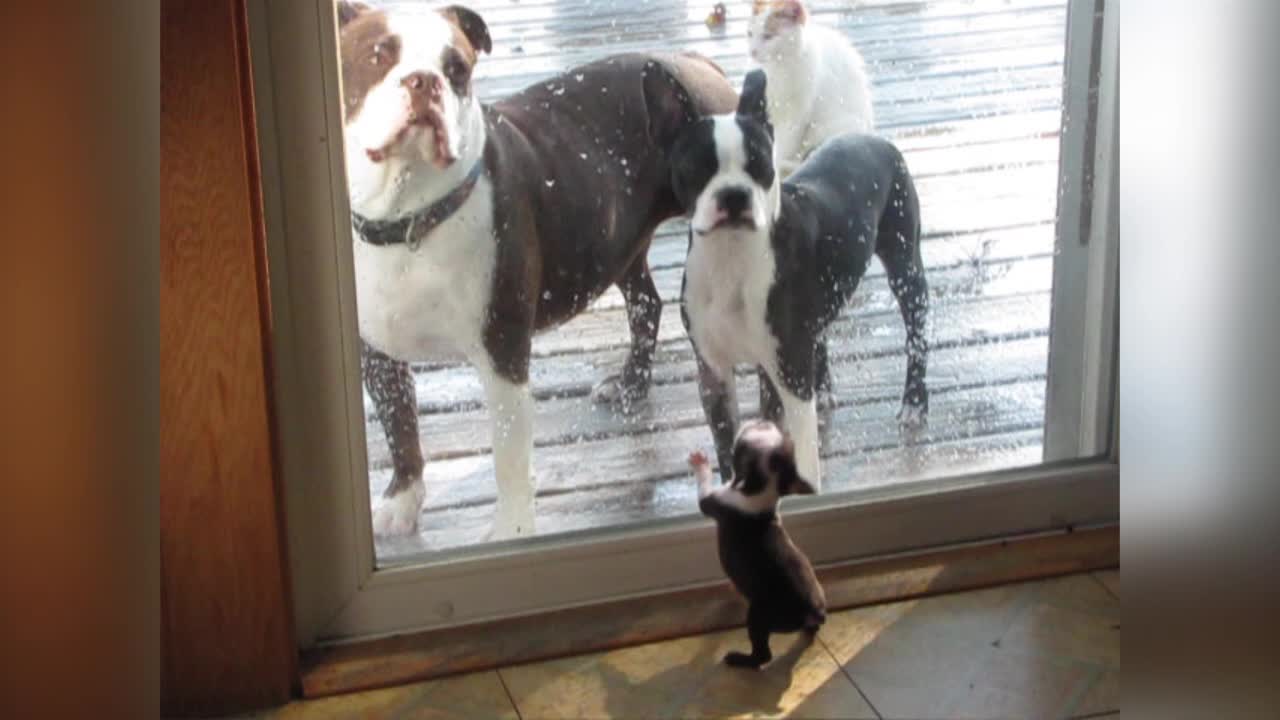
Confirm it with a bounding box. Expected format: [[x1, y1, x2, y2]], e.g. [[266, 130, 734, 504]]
[[486, 499, 537, 541], [816, 389, 837, 413], [372, 483, 425, 537], [590, 373, 648, 415], [897, 400, 928, 430], [723, 651, 766, 669]]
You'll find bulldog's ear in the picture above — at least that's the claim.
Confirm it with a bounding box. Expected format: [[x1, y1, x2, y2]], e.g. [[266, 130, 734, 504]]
[[336, 1, 370, 27], [738, 69, 771, 130], [642, 60, 698, 150], [440, 5, 492, 56]]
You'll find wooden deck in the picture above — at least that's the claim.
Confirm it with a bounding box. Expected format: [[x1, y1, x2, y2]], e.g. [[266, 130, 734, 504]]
[[369, 0, 1068, 561]]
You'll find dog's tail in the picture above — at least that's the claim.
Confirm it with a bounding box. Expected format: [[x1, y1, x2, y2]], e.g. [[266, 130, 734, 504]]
[[663, 51, 737, 118], [676, 50, 728, 78], [874, 146, 929, 424]]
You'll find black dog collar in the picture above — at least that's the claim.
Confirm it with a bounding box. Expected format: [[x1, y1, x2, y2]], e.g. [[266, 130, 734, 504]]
[[351, 159, 485, 251]]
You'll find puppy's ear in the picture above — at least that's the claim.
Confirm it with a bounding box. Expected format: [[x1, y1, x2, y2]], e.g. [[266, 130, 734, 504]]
[[769, 435, 814, 496], [738, 69, 771, 131], [336, 1, 371, 27], [643, 61, 698, 151], [440, 5, 493, 55]]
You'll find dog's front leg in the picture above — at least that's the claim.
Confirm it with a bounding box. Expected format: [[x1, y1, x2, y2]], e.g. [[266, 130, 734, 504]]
[[766, 357, 822, 490], [778, 390, 820, 489], [477, 360, 536, 540], [694, 352, 740, 480], [362, 341, 426, 536], [592, 253, 661, 414]]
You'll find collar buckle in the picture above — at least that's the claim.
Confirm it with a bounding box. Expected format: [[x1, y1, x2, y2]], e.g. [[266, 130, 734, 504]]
[[404, 213, 421, 252]]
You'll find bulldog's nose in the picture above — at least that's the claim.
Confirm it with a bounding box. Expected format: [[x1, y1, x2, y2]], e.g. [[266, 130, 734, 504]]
[[717, 187, 751, 218], [401, 71, 444, 101]]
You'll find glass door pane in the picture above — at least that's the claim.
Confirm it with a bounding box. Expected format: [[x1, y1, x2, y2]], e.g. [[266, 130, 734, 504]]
[[335, 0, 1101, 566]]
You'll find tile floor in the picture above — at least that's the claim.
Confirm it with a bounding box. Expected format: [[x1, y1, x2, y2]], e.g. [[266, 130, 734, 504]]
[[249, 570, 1119, 719]]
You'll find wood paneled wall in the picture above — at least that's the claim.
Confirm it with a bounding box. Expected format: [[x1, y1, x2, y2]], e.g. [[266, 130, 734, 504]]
[[161, 0, 296, 714]]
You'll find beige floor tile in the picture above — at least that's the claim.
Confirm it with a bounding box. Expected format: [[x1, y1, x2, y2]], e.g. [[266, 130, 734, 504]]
[[823, 574, 1119, 720], [1094, 569, 1120, 599], [999, 602, 1119, 666], [1031, 573, 1117, 615], [832, 629, 1094, 719], [500, 627, 877, 719], [997, 575, 1119, 669], [1071, 664, 1119, 717], [243, 671, 517, 720]]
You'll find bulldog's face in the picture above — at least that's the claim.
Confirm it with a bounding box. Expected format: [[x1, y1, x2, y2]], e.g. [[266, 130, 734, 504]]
[[337, 2, 491, 218]]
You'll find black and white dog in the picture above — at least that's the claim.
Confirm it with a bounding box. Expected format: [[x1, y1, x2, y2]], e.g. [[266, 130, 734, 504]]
[[690, 420, 825, 669], [337, 2, 737, 538], [671, 69, 929, 485]]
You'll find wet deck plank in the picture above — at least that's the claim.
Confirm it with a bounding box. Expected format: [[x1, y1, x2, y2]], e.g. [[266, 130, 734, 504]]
[[368, 0, 1068, 559]]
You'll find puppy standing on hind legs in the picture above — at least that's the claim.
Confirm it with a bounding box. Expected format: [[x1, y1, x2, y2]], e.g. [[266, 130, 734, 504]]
[[690, 421, 826, 670]]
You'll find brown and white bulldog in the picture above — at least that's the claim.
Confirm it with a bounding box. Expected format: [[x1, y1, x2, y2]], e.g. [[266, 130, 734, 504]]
[[336, 2, 737, 539]]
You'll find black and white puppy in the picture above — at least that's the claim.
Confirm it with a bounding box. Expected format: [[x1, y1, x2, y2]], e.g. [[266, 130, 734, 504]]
[[337, 2, 737, 539], [672, 69, 929, 485], [690, 420, 825, 669]]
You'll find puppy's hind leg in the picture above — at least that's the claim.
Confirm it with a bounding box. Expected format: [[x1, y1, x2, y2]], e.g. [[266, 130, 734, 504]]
[[877, 160, 929, 429], [592, 250, 661, 414], [725, 604, 774, 669]]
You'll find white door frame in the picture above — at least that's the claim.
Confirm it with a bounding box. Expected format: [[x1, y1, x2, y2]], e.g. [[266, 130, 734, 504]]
[[1045, 0, 1119, 461]]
